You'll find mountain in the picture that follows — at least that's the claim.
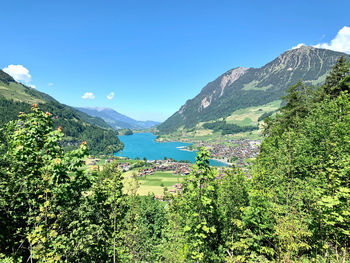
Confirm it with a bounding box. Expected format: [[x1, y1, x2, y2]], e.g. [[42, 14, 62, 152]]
[[75, 107, 160, 130], [158, 46, 349, 133], [0, 71, 123, 155]]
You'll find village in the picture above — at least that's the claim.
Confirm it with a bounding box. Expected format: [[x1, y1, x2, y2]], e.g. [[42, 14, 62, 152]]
[[187, 139, 261, 168], [118, 159, 191, 176]]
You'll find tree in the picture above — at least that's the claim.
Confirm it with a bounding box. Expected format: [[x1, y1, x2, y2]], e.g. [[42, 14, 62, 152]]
[[323, 56, 350, 98], [174, 147, 220, 261], [265, 80, 314, 135], [97, 160, 125, 262], [0, 105, 89, 261], [217, 167, 249, 261]]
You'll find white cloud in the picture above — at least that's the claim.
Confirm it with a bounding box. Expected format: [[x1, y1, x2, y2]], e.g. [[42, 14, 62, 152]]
[[48, 82, 54, 87], [3, 64, 32, 83], [291, 43, 305, 50], [82, 92, 95, 99], [314, 26, 350, 54], [29, 84, 36, 89], [106, 91, 115, 100]]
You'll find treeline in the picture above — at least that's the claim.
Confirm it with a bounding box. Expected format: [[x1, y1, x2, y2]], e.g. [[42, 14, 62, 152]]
[[0, 57, 349, 262], [203, 120, 258, 135]]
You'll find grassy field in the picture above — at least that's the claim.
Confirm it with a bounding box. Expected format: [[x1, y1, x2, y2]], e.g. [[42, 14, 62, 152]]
[[83, 157, 184, 196], [123, 170, 184, 196], [225, 99, 281, 125]]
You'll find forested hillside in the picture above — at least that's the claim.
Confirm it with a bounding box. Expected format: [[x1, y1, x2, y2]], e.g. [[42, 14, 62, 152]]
[[0, 57, 349, 262], [0, 70, 123, 155]]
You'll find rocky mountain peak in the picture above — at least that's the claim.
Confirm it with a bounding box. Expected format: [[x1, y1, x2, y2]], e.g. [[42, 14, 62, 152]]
[[219, 67, 249, 96], [266, 45, 344, 74]]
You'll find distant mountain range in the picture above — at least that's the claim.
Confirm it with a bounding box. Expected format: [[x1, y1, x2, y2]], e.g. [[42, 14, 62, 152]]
[[75, 107, 160, 130], [0, 70, 123, 155], [158, 46, 349, 133]]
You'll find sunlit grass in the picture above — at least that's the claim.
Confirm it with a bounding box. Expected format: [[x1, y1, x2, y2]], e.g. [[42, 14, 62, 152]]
[[123, 170, 185, 196]]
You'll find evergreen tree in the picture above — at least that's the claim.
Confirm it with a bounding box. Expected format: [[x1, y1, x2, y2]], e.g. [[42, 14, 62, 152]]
[[264, 80, 314, 136], [323, 56, 350, 98]]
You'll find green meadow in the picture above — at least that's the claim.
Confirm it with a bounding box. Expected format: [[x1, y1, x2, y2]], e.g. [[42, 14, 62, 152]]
[[123, 170, 185, 196], [225, 99, 281, 125]]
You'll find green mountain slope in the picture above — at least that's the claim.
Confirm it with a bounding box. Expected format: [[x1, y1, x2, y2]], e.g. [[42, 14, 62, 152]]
[[158, 46, 348, 133], [0, 71, 123, 155]]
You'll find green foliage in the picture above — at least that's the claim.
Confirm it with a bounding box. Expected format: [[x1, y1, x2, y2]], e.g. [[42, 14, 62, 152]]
[[217, 167, 249, 261], [0, 105, 90, 261], [121, 195, 167, 261], [323, 56, 350, 98], [263, 80, 318, 138], [116, 128, 134, 135], [252, 61, 350, 261], [83, 160, 126, 262], [124, 129, 134, 135], [171, 147, 221, 261], [257, 111, 274, 122]]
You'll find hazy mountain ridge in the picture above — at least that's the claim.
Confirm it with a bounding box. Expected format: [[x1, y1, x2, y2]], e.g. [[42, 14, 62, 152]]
[[76, 107, 160, 130], [158, 46, 348, 133]]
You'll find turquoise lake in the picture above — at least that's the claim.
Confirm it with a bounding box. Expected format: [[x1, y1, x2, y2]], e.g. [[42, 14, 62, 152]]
[[114, 133, 227, 167]]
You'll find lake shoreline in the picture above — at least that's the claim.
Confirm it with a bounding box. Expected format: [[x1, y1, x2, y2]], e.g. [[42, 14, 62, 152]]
[[115, 132, 227, 167]]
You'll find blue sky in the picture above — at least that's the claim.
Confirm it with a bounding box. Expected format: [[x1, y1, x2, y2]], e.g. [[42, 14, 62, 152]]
[[1, 0, 350, 121]]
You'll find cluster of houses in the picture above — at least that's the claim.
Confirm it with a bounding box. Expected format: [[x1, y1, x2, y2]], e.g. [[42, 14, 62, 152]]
[[138, 168, 154, 176], [169, 183, 183, 193], [118, 162, 131, 171], [138, 160, 191, 177], [155, 167, 228, 200], [85, 157, 102, 171], [86, 157, 117, 171], [86, 157, 100, 166], [85, 157, 192, 176], [86, 157, 115, 166], [195, 139, 260, 167], [154, 183, 183, 200]]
